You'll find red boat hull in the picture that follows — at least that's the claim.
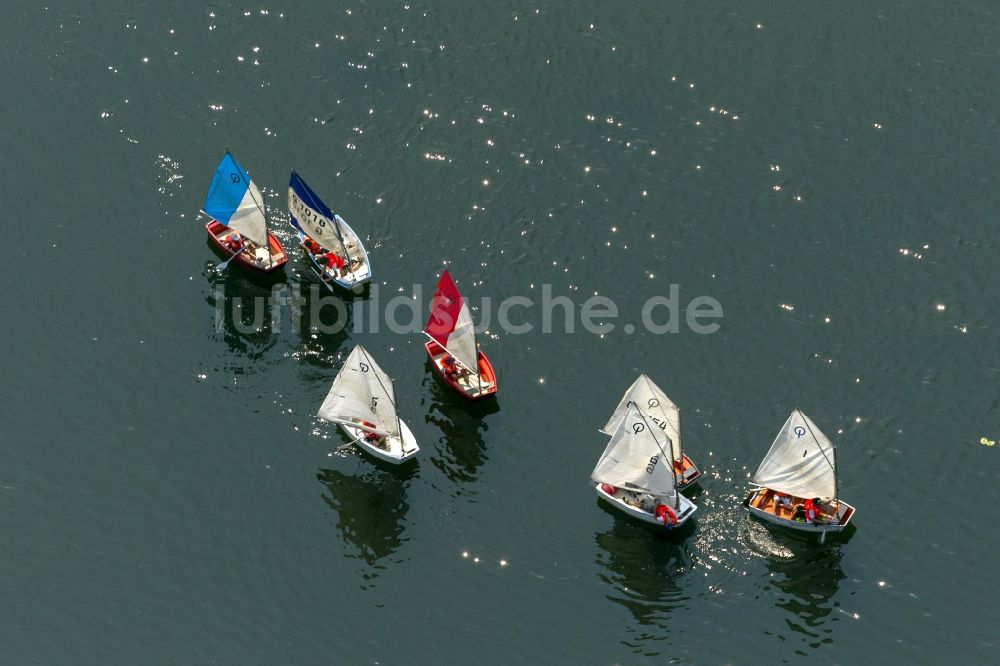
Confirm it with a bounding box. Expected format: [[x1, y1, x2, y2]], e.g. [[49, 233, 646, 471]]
[[205, 220, 288, 273], [425, 340, 498, 400]]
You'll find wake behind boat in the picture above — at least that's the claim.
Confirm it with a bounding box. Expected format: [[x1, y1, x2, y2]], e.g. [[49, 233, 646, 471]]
[[423, 270, 498, 400], [202, 151, 287, 273], [288, 170, 371, 291], [317, 345, 418, 464], [592, 403, 697, 530], [601, 375, 701, 491], [744, 409, 856, 543]]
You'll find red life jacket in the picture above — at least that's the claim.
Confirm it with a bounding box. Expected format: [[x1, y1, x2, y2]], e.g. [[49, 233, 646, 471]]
[[325, 252, 345, 269], [804, 499, 819, 522]]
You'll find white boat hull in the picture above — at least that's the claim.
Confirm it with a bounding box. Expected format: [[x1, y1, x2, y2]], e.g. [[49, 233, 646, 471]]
[[744, 487, 854, 535], [297, 222, 371, 291], [595, 484, 697, 528], [339, 419, 419, 464]]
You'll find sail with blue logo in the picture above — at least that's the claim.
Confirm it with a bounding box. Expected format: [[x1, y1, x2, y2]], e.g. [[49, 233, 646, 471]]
[[204, 151, 268, 246], [751, 409, 836, 499], [287, 170, 345, 254]]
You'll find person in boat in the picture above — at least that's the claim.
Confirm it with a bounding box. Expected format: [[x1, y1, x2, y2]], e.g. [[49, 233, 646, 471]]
[[792, 503, 807, 522], [804, 497, 829, 524], [774, 492, 793, 511], [225, 231, 244, 252], [360, 421, 387, 450], [323, 251, 347, 277], [441, 355, 461, 378], [303, 237, 323, 255]]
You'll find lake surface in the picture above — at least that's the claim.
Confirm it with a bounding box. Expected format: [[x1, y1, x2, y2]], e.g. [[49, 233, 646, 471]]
[[3, 1, 999, 663]]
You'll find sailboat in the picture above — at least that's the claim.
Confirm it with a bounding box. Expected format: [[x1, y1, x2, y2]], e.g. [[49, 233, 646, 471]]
[[202, 150, 287, 273], [593, 403, 697, 528], [288, 170, 371, 291], [600, 375, 701, 491], [744, 409, 856, 542], [317, 345, 419, 464], [423, 270, 498, 400]]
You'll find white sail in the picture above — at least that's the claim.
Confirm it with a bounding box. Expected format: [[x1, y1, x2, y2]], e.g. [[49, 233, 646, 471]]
[[752, 409, 836, 499], [450, 301, 479, 372], [317, 345, 399, 437], [601, 374, 681, 461], [591, 405, 676, 496], [226, 179, 268, 246]]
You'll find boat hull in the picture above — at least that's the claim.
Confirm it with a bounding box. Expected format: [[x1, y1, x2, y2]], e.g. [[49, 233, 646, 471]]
[[339, 419, 419, 464], [595, 483, 697, 528], [296, 225, 371, 291], [744, 487, 855, 534], [206, 220, 287, 273], [674, 454, 701, 491], [425, 340, 498, 400]]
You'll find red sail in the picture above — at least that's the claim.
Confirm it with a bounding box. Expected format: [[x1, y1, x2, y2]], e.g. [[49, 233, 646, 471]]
[[425, 270, 463, 348]]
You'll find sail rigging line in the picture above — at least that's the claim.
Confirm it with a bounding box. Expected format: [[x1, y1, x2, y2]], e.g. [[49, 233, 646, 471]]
[[421, 331, 479, 379], [800, 409, 837, 482]]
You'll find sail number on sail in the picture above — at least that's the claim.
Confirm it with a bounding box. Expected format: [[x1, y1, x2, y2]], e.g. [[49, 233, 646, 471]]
[[289, 191, 330, 238], [626, 400, 669, 431]]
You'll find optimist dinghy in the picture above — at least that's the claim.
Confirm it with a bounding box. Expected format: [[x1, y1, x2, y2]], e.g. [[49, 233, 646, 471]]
[[317, 345, 419, 464], [288, 170, 371, 291], [423, 270, 497, 400], [593, 403, 697, 529], [744, 409, 855, 543], [203, 151, 287, 273]]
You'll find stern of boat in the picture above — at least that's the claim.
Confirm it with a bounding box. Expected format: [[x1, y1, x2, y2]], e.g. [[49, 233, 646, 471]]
[[594, 483, 697, 529]]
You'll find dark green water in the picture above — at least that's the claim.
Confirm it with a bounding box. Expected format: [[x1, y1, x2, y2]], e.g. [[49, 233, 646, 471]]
[[4, 2, 999, 663]]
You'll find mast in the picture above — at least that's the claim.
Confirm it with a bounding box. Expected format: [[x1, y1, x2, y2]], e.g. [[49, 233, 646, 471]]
[[833, 440, 839, 504], [801, 410, 836, 498], [476, 341, 482, 393], [332, 215, 355, 283], [676, 405, 682, 464], [392, 377, 402, 444]]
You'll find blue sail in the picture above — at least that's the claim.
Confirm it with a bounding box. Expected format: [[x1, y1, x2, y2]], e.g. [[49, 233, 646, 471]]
[[204, 152, 268, 244], [287, 170, 342, 253]]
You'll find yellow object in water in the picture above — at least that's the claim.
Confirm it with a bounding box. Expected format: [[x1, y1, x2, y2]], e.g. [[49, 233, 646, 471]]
[[980, 437, 995, 447]]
